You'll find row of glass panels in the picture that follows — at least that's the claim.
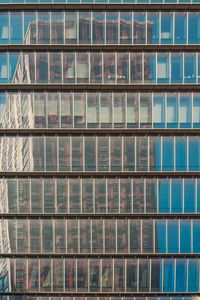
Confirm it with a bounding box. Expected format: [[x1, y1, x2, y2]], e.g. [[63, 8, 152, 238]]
[[1, 92, 200, 129], [7, 258, 200, 292], [3, 178, 200, 214], [1, 52, 200, 84], [3, 219, 200, 254], [1, 136, 199, 172], [0, 12, 200, 45]]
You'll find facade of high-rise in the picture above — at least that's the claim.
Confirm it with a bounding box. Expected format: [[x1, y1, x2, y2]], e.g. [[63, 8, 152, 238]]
[[0, 1, 200, 300]]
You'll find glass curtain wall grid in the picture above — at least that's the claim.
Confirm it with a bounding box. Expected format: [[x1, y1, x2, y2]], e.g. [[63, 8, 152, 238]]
[[1, 218, 200, 254], [1, 51, 200, 85], [1, 0, 200, 299], [2, 178, 200, 214], [0, 92, 200, 129], [0, 135, 199, 172], [0, 11, 200, 45], [1, 258, 200, 293]]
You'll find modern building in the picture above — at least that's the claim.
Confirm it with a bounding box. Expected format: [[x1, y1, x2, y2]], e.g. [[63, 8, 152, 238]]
[[0, 1, 200, 300]]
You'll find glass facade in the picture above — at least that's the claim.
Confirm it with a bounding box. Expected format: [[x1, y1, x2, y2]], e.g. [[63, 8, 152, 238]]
[[1, 52, 200, 84], [0, 0, 200, 299]]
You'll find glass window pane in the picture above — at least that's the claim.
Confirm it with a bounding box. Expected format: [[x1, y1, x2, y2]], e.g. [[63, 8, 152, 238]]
[[193, 94, 200, 127], [174, 13, 186, 44], [117, 53, 129, 83], [176, 137, 187, 171], [127, 93, 139, 128], [79, 13, 91, 44], [126, 259, 137, 291], [162, 137, 174, 171], [157, 54, 169, 83], [188, 13, 200, 44], [130, 220, 141, 253], [193, 220, 200, 252], [90, 53, 102, 83], [120, 13, 132, 44], [65, 13, 77, 44], [184, 179, 195, 212], [176, 260, 187, 292], [76, 53, 89, 83], [151, 259, 162, 292], [189, 137, 200, 171], [155, 220, 166, 253], [180, 220, 191, 253], [134, 13, 146, 44], [90, 259, 100, 292], [93, 13, 105, 44], [130, 53, 142, 83], [161, 13, 173, 44], [171, 54, 183, 83], [139, 260, 150, 291], [158, 179, 170, 212], [166, 94, 178, 127], [144, 53, 156, 83], [49, 53, 62, 83], [133, 179, 144, 212], [10, 13, 23, 44], [184, 54, 196, 83], [38, 13, 50, 44], [51, 13, 64, 44], [0, 13, 9, 44], [104, 53, 116, 83], [188, 260, 199, 292], [77, 259, 88, 291], [168, 221, 179, 253], [171, 180, 182, 213], [153, 94, 165, 127], [63, 53, 75, 83], [106, 13, 118, 44], [147, 13, 159, 44], [163, 259, 174, 292]]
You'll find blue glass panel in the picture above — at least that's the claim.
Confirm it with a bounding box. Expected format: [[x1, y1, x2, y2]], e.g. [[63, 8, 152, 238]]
[[193, 94, 200, 127], [197, 180, 200, 212], [175, 138, 187, 171], [193, 221, 200, 252], [166, 95, 178, 128], [158, 180, 170, 212], [153, 94, 165, 128], [180, 221, 191, 253], [184, 54, 196, 83], [189, 138, 200, 171], [188, 260, 199, 291], [0, 13, 9, 44], [174, 13, 186, 44], [161, 14, 173, 44], [184, 179, 195, 212], [147, 14, 159, 43], [176, 260, 187, 292], [163, 260, 174, 292], [155, 220, 166, 253], [171, 180, 182, 213], [171, 54, 183, 83], [157, 54, 169, 83], [180, 95, 192, 128], [188, 14, 200, 44], [168, 221, 178, 253], [162, 138, 174, 171]]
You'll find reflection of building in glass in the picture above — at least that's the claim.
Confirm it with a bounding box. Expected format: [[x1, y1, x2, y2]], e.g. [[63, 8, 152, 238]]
[[0, 1, 200, 299]]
